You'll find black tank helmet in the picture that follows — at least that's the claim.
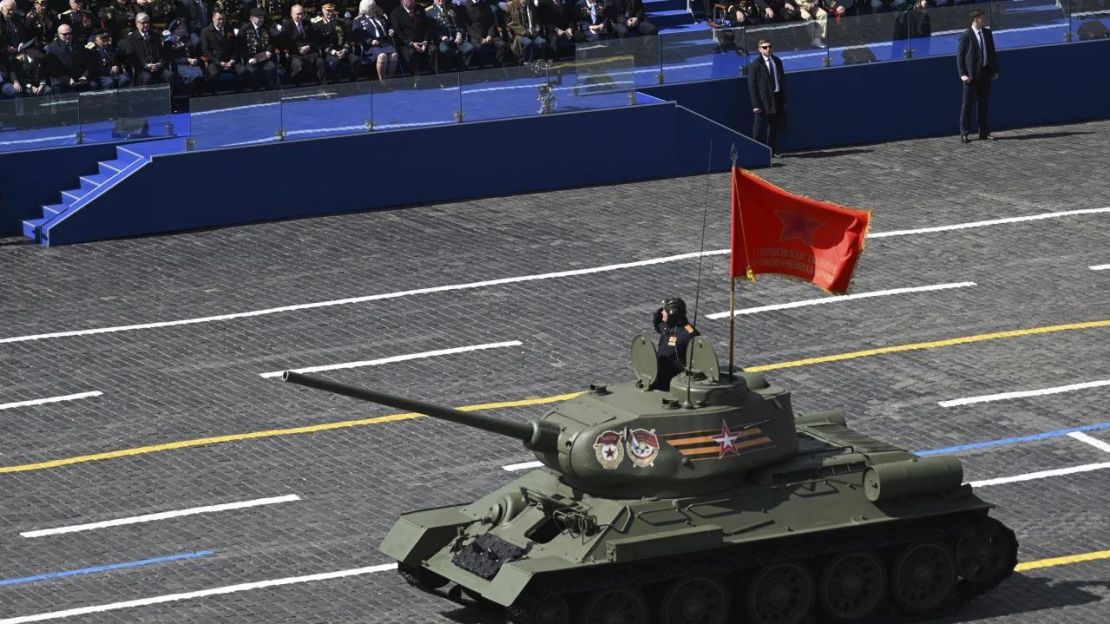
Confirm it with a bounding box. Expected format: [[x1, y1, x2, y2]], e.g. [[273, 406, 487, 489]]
[[661, 297, 688, 327]]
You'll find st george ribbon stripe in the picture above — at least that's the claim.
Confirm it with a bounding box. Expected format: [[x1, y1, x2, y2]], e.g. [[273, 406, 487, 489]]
[[21, 494, 301, 538], [0, 391, 102, 411], [0, 551, 212, 587], [1, 207, 1105, 346], [258, 342, 523, 378]]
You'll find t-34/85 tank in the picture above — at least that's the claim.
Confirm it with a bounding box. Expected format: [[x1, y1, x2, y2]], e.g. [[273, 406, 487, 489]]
[[282, 336, 1017, 624]]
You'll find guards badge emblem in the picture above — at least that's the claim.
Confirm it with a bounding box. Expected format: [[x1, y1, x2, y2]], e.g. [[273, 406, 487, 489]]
[[593, 430, 624, 470]]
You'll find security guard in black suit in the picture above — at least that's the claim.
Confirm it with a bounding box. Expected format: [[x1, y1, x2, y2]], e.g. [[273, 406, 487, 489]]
[[653, 297, 699, 390]]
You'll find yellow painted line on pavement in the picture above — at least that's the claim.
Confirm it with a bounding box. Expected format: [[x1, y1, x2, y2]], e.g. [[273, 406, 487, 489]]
[[1016, 549, 1110, 572], [0, 393, 582, 475], [747, 319, 1110, 372], [3, 318, 1108, 475]]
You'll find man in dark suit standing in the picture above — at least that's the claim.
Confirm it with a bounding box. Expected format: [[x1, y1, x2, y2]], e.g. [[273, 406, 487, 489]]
[[957, 8, 998, 143], [748, 37, 786, 157]]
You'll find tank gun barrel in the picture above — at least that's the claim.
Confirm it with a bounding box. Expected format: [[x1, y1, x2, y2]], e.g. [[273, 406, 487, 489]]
[[283, 371, 557, 449]]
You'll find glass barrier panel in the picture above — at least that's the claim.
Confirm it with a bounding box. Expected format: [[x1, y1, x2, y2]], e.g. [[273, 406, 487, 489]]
[[549, 53, 636, 112], [188, 90, 282, 150], [659, 27, 750, 84], [574, 36, 660, 88], [76, 89, 118, 144], [458, 63, 554, 123], [370, 73, 460, 132], [739, 20, 830, 72], [988, 0, 1071, 48], [824, 7, 908, 67], [279, 81, 372, 141], [0, 94, 81, 153], [116, 84, 174, 139], [1069, 0, 1110, 41]]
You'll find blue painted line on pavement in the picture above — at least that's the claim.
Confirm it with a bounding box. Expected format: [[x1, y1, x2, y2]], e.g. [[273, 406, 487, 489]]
[[918, 421, 1110, 456], [0, 550, 212, 587]]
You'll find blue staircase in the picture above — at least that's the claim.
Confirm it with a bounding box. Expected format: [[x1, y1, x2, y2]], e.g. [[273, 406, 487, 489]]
[[22, 145, 148, 244]]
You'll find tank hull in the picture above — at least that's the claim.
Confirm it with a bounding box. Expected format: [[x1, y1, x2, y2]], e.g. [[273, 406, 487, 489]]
[[381, 425, 1017, 623]]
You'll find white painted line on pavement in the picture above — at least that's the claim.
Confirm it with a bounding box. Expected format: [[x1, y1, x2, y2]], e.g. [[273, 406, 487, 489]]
[[870, 206, 1110, 238], [502, 460, 543, 471], [1068, 432, 1110, 455], [0, 563, 398, 624], [1, 206, 1106, 346], [1091, 264, 1110, 271], [21, 494, 302, 538], [938, 379, 1110, 407], [259, 342, 523, 379], [0, 391, 103, 411], [969, 462, 1110, 488], [706, 282, 975, 319]]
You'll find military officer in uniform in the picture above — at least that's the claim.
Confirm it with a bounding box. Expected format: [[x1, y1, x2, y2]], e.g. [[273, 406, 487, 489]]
[[87, 30, 131, 88], [240, 7, 275, 89], [25, 0, 59, 50], [313, 3, 352, 83], [101, 0, 137, 43], [652, 297, 699, 390], [5, 38, 53, 95], [58, 0, 94, 42]]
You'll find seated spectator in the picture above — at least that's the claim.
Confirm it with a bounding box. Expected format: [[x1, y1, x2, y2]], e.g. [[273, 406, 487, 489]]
[[124, 12, 170, 84], [4, 38, 52, 96], [313, 3, 355, 83], [44, 23, 92, 91], [240, 7, 276, 89], [351, 0, 398, 81], [427, 0, 471, 71], [390, 0, 436, 74], [24, 0, 57, 50], [163, 18, 204, 95], [757, 0, 800, 22], [507, 0, 547, 63], [2, 0, 27, 60], [58, 0, 94, 43], [726, 0, 760, 26], [200, 10, 245, 93], [799, 0, 825, 47], [87, 30, 132, 88], [578, 0, 611, 41], [175, 0, 209, 47], [543, 0, 576, 60], [101, 0, 137, 43], [464, 0, 506, 68], [609, 0, 654, 37], [282, 4, 325, 85]]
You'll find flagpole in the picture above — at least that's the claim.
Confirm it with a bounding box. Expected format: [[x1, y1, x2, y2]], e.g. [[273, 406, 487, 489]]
[[728, 144, 741, 378]]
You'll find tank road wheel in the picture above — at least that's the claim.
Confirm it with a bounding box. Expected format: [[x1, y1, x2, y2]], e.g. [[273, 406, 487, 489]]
[[818, 551, 886, 622], [509, 593, 572, 624], [745, 561, 815, 624], [579, 587, 649, 624], [660, 576, 730, 624], [955, 518, 1018, 586], [889, 541, 956, 613]]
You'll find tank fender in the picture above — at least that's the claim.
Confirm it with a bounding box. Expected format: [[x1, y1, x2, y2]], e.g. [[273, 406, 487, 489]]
[[863, 455, 964, 503], [794, 410, 847, 427], [379, 506, 475, 568], [486, 556, 575, 606]]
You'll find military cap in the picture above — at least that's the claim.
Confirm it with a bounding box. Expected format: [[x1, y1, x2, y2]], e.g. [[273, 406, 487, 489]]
[[250, 7, 266, 16], [320, 2, 335, 9]]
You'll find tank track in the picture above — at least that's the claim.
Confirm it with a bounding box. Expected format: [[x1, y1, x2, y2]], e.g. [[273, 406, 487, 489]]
[[504, 510, 1016, 624]]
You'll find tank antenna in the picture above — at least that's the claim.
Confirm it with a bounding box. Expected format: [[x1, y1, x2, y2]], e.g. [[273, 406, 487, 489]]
[[685, 140, 714, 407]]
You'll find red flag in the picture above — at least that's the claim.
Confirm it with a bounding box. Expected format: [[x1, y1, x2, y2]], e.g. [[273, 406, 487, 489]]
[[730, 167, 870, 293]]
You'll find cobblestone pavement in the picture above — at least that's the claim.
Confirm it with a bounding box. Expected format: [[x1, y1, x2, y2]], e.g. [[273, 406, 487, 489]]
[[1, 119, 1108, 624]]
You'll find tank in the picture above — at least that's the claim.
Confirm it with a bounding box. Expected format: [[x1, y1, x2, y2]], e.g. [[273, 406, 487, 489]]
[[283, 335, 1017, 624]]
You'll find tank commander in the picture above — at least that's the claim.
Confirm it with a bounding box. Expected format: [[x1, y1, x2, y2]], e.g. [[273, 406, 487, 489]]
[[652, 296, 699, 390]]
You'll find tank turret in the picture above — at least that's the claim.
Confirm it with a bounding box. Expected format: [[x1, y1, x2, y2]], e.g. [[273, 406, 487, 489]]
[[283, 336, 799, 498]]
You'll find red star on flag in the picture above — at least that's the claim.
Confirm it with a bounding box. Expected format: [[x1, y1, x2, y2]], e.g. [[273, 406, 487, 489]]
[[774, 209, 824, 246]]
